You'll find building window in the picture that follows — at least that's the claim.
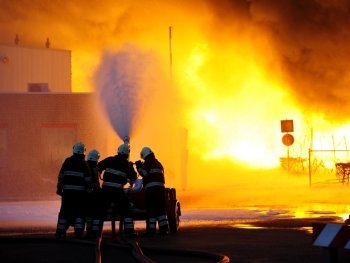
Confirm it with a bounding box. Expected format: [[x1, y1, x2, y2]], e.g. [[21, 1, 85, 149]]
[[28, 83, 50, 92]]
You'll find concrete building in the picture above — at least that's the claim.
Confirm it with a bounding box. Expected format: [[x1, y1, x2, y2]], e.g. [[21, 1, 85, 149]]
[[0, 44, 114, 200], [0, 44, 71, 92]]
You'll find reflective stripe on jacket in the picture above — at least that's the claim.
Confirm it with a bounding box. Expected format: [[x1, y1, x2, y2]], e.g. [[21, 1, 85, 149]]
[[57, 154, 92, 192], [97, 155, 137, 188]]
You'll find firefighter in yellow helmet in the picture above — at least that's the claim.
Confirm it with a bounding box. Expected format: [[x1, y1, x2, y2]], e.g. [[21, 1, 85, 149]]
[[55, 142, 92, 238], [135, 147, 169, 236]]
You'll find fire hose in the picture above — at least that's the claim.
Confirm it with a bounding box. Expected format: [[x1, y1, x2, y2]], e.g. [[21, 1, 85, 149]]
[[97, 236, 230, 263], [96, 237, 156, 263]]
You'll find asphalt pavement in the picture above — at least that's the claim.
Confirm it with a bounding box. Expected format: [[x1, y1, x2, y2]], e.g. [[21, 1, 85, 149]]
[[2, 218, 350, 262]]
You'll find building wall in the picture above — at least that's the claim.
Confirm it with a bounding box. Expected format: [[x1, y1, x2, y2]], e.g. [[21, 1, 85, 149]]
[[0, 44, 71, 92], [0, 93, 115, 200]]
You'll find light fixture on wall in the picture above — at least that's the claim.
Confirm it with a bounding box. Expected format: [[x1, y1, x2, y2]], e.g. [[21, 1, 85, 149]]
[[1, 56, 9, 64]]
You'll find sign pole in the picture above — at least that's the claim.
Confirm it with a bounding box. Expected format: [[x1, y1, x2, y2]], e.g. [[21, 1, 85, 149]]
[[281, 120, 294, 172], [308, 148, 312, 187], [287, 145, 290, 172]]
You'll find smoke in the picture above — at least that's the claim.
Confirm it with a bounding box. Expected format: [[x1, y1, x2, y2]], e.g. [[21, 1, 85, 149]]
[[248, 0, 350, 123]]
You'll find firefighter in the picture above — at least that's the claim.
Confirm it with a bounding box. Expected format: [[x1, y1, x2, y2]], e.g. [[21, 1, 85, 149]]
[[97, 143, 137, 237], [55, 142, 92, 238], [85, 149, 103, 239], [135, 147, 169, 236]]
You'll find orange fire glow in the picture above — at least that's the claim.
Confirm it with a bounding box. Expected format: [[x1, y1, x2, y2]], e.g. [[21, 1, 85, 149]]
[[176, 40, 293, 168], [2, 0, 350, 212]]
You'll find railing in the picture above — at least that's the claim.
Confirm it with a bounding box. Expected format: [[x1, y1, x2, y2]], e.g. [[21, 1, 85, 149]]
[[335, 163, 350, 184]]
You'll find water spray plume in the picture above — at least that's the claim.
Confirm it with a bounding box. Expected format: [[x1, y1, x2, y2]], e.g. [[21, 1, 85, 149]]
[[123, 135, 130, 144], [94, 44, 155, 141]]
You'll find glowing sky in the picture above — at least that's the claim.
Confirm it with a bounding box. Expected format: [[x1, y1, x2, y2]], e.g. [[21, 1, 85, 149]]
[[2, 1, 350, 204]]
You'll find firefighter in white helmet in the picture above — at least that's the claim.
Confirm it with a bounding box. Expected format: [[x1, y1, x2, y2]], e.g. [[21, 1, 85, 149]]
[[97, 143, 137, 237], [55, 142, 92, 238], [85, 149, 102, 239], [135, 147, 169, 236]]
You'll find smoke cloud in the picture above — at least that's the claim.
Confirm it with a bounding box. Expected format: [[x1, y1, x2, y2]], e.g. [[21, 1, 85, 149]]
[[248, 0, 350, 122]]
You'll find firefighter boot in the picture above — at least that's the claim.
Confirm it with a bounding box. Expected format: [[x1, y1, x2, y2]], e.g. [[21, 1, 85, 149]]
[[91, 219, 103, 239], [145, 218, 157, 237], [85, 217, 93, 239], [158, 214, 169, 236], [74, 217, 85, 238], [55, 215, 68, 238], [124, 217, 137, 238]]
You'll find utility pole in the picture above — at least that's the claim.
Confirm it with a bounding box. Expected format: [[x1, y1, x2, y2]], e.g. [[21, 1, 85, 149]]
[[169, 26, 173, 83]]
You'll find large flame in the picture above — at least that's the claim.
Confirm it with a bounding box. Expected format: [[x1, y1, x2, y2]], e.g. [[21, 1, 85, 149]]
[[176, 41, 294, 168]]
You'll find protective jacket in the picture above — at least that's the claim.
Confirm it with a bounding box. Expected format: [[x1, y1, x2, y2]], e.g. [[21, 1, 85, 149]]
[[98, 155, 137, 188], [87, 160, 100, 192], [138, 154, 165, 189], [57, 154, 92, 192]]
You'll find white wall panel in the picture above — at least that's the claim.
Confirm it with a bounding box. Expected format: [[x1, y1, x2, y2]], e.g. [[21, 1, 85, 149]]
[[0, 44, 71, 92]]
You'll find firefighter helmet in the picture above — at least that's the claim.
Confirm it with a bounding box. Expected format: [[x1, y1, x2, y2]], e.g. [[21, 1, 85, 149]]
[[73, 142, 86, 155], [117, 143, 130, 155], [140, 147, 153, 160], [87, 149, 100, 161]]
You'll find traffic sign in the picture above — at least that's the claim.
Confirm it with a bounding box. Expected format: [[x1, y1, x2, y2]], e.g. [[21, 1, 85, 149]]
[[282, 133, 294, 146], [281, 119, 294, 133]]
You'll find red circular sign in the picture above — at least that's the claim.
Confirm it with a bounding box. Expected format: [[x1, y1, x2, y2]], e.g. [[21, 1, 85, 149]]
[[282, 134, 294, 146]]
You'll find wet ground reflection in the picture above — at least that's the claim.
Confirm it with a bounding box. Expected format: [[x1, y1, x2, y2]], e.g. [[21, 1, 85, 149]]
[[0, 200, 347, 235]]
